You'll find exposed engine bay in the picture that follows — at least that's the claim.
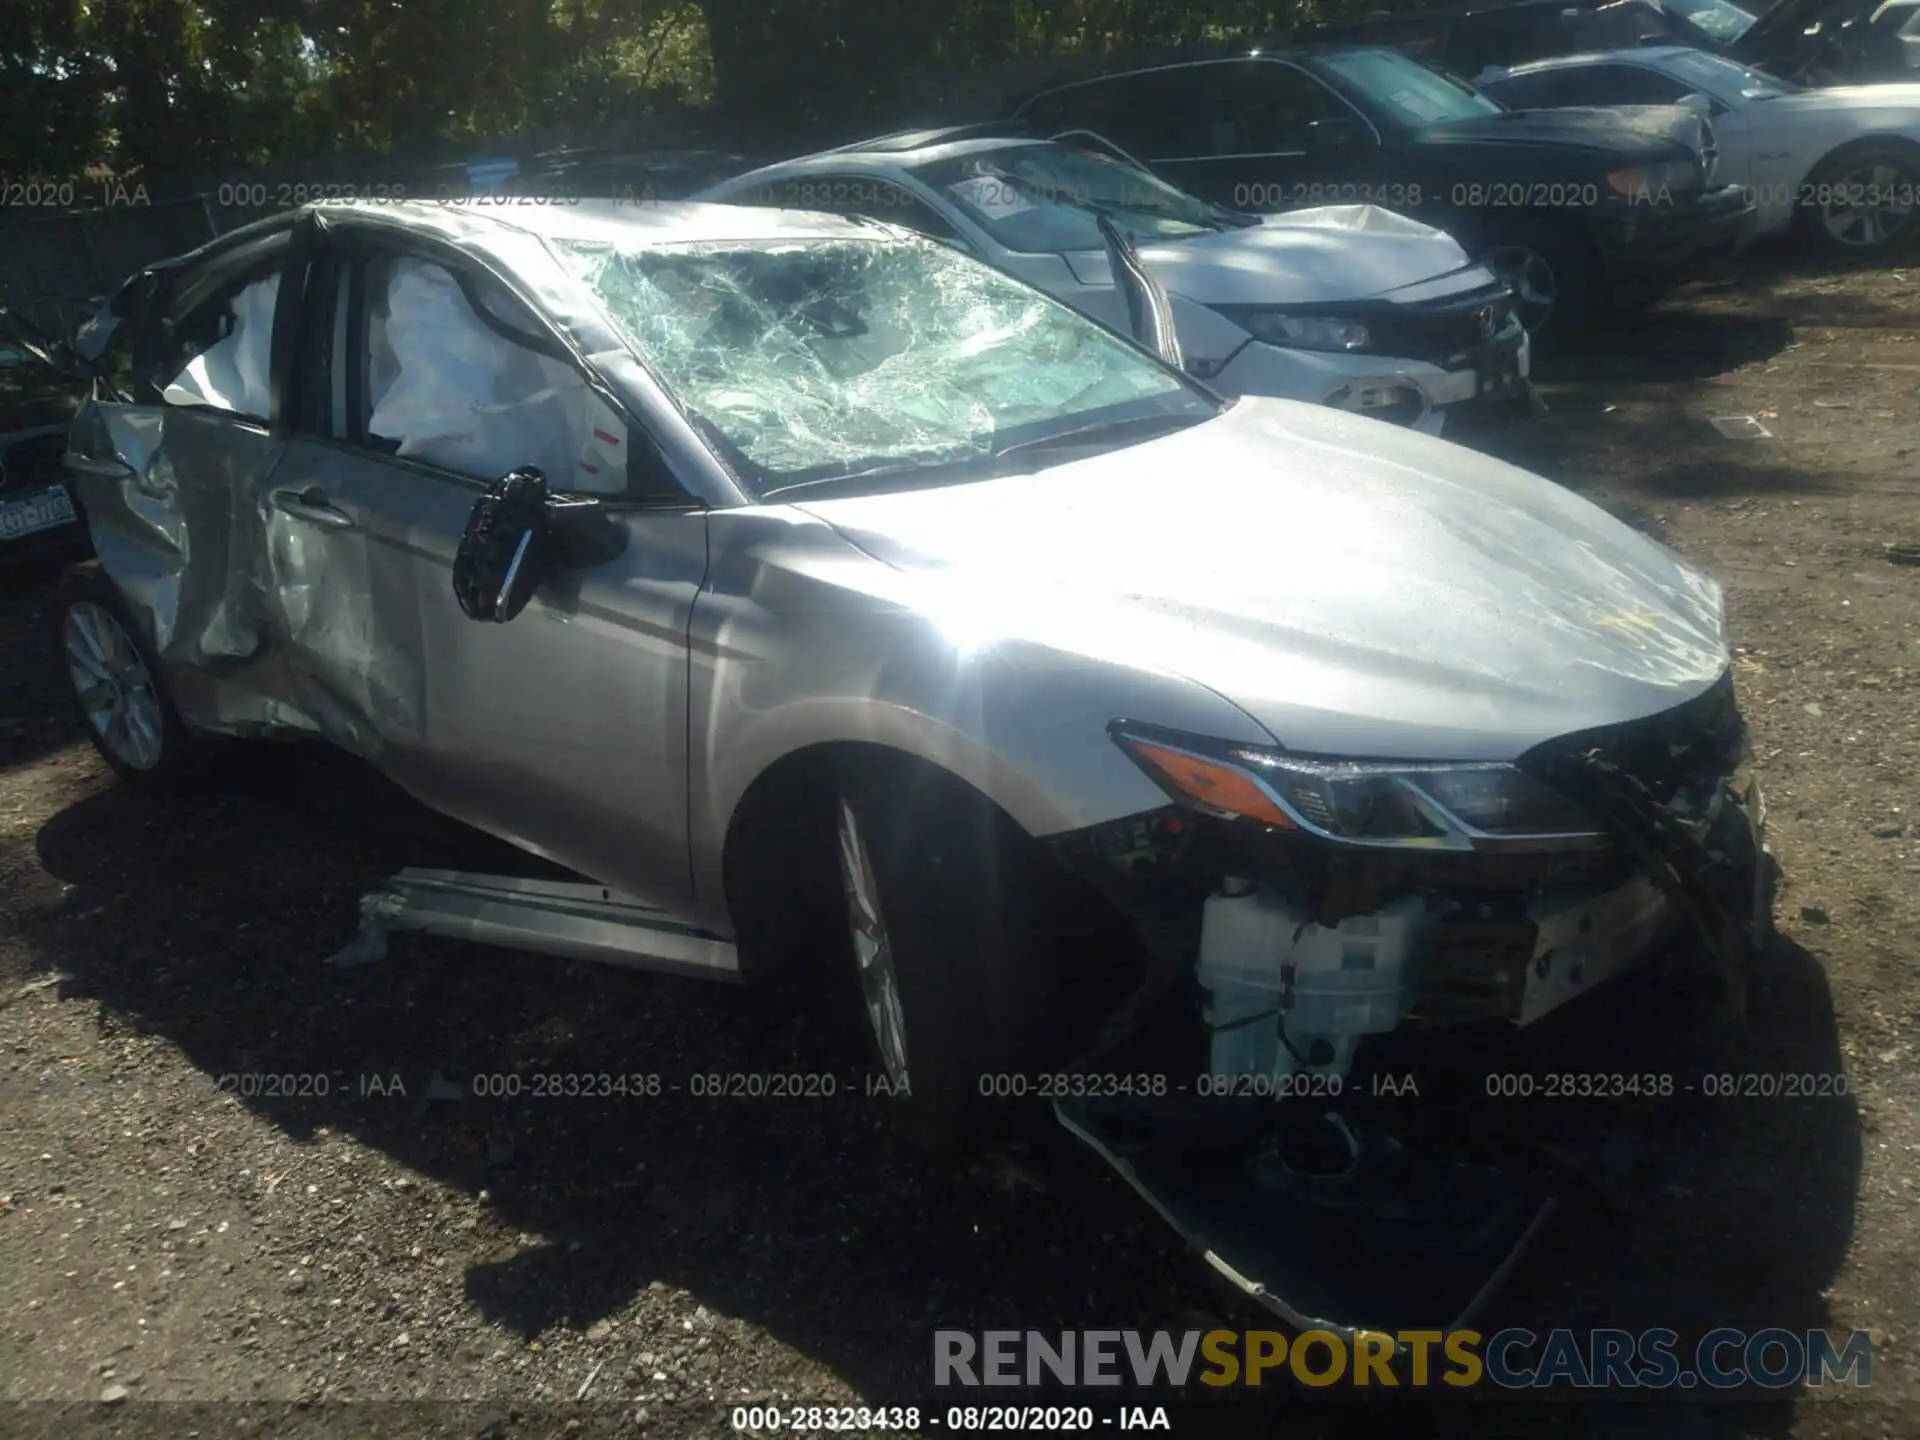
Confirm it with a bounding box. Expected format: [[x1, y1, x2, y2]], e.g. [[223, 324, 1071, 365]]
[[1045, 674, 1771, 1334]]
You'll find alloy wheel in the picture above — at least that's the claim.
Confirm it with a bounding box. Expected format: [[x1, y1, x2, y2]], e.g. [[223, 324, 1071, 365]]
[[835, 797, 911, 1088], [1819, 162, 1917, 250], [1484, 245, 1557, 336], [62, 600, 165, 771]]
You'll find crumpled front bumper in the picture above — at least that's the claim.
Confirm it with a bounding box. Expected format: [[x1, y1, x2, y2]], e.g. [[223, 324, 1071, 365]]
[[1042, 677, 1770, 1335], [1211, 325, 1532, 436]]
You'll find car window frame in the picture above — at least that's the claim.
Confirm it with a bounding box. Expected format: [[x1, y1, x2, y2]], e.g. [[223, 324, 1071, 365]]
[[284, 221, 696, 507], [147, 230, 304, 429]]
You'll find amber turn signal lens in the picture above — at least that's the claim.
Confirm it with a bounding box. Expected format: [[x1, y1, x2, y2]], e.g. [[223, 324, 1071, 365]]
[[1120, 738, 1297, 829]]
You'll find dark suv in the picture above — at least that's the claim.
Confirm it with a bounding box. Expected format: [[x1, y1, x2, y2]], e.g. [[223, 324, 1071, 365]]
[[1008, 44, 1755, 342], [1308, 0, 1920, 86], [1306, 0, 1759, 79]]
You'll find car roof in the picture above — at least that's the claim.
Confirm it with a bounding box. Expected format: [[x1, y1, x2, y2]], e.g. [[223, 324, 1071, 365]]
[[812, 122, 1029, 155], [726, 135, 1054, 184], [308, 196, 884, 246], [1492, 44, 1701, 74], [1016, 42, 1399, 98], [125, 199, 896, 301], [1318, 0, 1642, 22]]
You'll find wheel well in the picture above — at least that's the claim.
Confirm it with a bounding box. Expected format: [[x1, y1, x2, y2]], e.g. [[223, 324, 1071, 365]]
[[1812, 134, 1920, 172], [720, 742, 1145, 1016], [1804, 134, 1920, 192], [724, 741, 1023, 926]]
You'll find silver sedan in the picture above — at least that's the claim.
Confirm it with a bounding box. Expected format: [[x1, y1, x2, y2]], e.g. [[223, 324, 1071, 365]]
[[51, 197, 1771, 1331]]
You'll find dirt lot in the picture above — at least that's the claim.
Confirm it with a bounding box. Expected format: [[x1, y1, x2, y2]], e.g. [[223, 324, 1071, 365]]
[[1, 250, 1917, 1440]]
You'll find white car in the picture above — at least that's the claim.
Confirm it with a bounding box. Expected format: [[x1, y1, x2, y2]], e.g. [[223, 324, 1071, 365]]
[[1480, 46, 1920, 252], [697, 129, 1530, 435]]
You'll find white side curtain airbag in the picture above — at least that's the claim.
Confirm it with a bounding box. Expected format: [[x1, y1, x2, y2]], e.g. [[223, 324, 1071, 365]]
[[367, 259, 627, 494], [162, 275, 280, 419]]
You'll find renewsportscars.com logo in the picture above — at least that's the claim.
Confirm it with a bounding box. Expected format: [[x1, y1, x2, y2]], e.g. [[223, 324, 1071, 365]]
[[933, 1328, 1873, 1391]]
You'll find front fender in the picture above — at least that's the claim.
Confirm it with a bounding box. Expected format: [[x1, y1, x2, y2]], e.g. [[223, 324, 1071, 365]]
[[684, 507, 1271, 935]]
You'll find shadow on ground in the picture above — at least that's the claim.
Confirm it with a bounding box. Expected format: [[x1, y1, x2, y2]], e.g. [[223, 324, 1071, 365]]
[[5, 709, 1863, 1433], [1565, 308, 1795, 385]]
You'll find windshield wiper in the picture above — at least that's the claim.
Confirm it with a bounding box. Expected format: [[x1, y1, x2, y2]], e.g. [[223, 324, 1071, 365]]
[[987, 410, 1211, 461], [756, 412, 1213, 501], [757, 456, 975, 500]]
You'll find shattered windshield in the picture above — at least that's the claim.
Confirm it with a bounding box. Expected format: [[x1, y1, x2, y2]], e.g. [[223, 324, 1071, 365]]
[[912, 142, 1247, 252], [556, 235, 1216, 498]]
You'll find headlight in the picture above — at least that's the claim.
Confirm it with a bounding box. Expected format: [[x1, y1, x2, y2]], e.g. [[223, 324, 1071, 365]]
[[1234, 311, 1373, 352], [1605, 158, 1703, 198], [1111, 723, 1606, 852]]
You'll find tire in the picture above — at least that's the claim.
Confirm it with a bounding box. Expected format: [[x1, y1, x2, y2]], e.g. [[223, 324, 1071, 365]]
[[831, 756, 1049, 1150], [1478, 216, 1598, 351], [51, 564, 218, 790], [1794, 140, 1920, 256]]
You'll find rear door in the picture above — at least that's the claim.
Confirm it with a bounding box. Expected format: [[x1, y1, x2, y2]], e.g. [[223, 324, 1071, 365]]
[[266, 226, 708, 909], [60, 222, 311, 724]]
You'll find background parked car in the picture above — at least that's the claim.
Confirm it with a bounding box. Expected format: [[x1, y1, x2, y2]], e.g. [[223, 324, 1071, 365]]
[[0, 315, 90, 580], [1308, 0, 1761, 76], [699, 130, 1530, 433], [1007, 44, 1756, 343], [1308, 0, 1918, 86], [1480, 46, 1920, 253]]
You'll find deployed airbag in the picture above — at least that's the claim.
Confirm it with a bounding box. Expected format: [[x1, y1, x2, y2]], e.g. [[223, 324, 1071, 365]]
[[162, 275, 279, 418], [368, 259, 628, 494]]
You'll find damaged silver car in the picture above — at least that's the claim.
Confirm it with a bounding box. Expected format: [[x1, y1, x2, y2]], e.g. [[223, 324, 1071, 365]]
[[51, 198, 1771, 1334]]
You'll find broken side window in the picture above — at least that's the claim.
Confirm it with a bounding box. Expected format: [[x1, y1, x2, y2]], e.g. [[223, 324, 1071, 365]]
[[159, 273, 281, 421]]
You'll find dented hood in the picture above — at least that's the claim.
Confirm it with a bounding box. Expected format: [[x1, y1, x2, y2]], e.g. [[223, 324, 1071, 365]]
[[1411, 104, 1704, 163], [1060, 205, 1481, 305], [794, 398, 1728, 762]]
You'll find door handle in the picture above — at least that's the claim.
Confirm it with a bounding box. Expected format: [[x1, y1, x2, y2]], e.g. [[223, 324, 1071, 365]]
[[270, 485, 354, 530]]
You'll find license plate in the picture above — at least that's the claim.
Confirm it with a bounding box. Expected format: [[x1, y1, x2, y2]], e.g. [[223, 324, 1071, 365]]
[[0, 485, 76, 542]]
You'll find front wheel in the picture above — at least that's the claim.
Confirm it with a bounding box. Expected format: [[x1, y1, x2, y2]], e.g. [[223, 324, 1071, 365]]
[[1796, 142, 1920, 255], [1480, 217, 1597, 350], [832, 761, 1049, 1150]]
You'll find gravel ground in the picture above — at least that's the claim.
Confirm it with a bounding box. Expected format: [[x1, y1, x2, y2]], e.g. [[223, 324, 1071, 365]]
[[2, 250, 1917, 1440]]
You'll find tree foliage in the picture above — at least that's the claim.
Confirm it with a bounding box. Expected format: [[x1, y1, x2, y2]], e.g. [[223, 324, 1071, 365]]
[[2, 0, 1354, 179]]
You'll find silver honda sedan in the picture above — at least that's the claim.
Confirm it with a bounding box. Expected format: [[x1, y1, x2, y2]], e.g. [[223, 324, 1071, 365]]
[[51, 197, 1770, 1331]]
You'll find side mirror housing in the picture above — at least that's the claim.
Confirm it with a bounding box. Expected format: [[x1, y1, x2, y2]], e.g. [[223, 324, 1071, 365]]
[[452, 467, 630, 623], [453, 468, 555, 623]]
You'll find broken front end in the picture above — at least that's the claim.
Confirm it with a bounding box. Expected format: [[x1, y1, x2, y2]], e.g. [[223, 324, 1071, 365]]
[[1046, 673, 1770, 1335]]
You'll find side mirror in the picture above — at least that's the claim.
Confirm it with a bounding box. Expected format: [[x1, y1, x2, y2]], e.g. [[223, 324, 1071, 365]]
[[453, 468, 554, 623], [451, 467, 630, 623], [1305, 117, 1367, 153]]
